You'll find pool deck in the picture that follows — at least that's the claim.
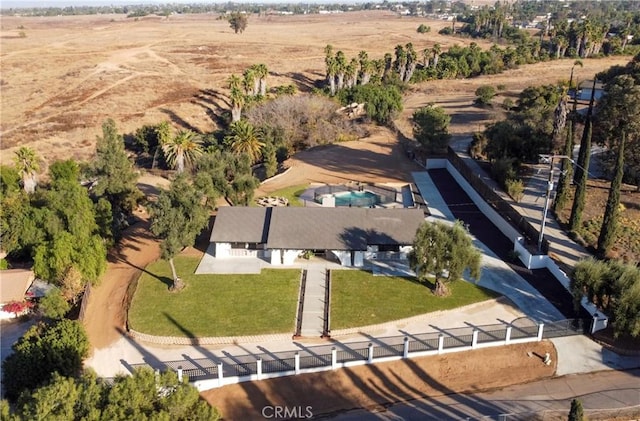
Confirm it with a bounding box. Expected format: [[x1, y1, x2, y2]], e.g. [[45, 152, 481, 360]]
[[299, 182, 418, 209]]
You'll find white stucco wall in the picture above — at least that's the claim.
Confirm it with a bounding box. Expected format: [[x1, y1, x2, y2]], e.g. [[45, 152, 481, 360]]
[[214, 242, 231, 258], [331, 250, 351, 266], [282, 250, 302, 265], [270, 249, 281, 265], [353, 251, 364, 267]]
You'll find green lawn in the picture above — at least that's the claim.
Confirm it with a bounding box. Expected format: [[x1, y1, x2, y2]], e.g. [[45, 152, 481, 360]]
[[128, 257, 301, 337], [257, 184, 309, 207], [330, 270, 499, 330]]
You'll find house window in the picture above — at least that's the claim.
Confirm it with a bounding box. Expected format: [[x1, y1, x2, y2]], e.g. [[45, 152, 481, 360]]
[[377, 244, 400, 252]]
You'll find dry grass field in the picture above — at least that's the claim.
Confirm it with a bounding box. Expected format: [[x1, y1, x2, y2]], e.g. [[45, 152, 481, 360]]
[[1, 11, 628, 169], [1, 11, 483, 166]]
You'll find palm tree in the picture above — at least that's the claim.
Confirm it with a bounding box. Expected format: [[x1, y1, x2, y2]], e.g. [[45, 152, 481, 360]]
[[335, 51, 347, 91], [554, 35, 568, 59], [326, 57, 338, 95], [228, 74, 244, 122], [255, 63, 268, 96], [324, 44, 334, 85], [224, 120, 264, 164], [242, 67, 257, 96], [152, 120, 172, 170], [383, 53, 393, 77], [162, 130, 203, 174], [358, 50, 372, 85], [394, 45, 407, 82], [404, 43, 417, 82], [345, 58, 358, 88], [432, 43, 442, 68], [13, 146, 40, 193]]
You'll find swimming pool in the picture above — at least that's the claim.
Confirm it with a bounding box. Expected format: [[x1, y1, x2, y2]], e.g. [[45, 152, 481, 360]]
[[333, 190, 379, 207]]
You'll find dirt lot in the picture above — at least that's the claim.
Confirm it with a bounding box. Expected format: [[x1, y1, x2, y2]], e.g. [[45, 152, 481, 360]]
[[3, 11, 635, 417]]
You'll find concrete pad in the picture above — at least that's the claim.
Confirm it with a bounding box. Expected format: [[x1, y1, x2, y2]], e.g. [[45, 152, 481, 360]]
[[195, 245, 263, 274], [412, 171, 455, 222], [551, 336, 640, 376]]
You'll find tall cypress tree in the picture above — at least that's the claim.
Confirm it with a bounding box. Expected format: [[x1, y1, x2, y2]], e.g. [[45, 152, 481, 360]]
[[553, 97, 577, 212], [568, 78, 597, 232], [597, 132, 626, 257], [573, 78, 597, 184]]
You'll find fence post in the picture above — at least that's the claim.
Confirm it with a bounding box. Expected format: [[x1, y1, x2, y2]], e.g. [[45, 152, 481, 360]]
[[217, 363, 224, 387], [177, 366, 183, 382], [256, 358, 262, 380], [472, 330, 478, 348], [505, 326, 512, 345], [294, 352, 300, 375], [537, 323, 544, 341], [331, 347, 337, 370], [368, 343, 374, 363], [403, 337, 409, 359], [437, 334, 444, 354]]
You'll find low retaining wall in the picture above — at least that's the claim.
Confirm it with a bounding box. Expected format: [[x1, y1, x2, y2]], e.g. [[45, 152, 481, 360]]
[[128, 329, 292, 346]]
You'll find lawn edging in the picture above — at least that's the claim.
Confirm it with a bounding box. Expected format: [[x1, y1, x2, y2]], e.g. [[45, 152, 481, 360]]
[[128, 328, 293, 346], [330, 297, 511, 338]]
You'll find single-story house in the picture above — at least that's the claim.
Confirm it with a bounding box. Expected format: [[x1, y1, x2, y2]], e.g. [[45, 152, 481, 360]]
[[0, 269, 35, 319], [209, 207, 425, 267]]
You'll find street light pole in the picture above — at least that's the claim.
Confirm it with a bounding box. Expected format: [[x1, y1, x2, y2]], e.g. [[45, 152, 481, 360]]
[[538, 155, 570, 253]]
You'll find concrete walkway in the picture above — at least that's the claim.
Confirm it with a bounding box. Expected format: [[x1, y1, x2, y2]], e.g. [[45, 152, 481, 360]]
[[299, 264, 328, 338]]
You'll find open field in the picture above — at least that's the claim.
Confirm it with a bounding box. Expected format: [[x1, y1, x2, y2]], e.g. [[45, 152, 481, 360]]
[[3, 10, 628, 168], [0, 11, 485, 166]]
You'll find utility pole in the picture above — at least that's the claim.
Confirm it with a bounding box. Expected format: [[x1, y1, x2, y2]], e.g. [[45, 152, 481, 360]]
[[538, 155, 570, 253]]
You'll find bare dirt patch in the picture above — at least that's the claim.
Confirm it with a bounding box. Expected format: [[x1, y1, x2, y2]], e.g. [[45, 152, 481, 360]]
[[202, 341, 557, 420]]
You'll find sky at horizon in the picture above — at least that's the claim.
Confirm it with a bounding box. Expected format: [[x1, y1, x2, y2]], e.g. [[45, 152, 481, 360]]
[[2, 0, 380, 8]]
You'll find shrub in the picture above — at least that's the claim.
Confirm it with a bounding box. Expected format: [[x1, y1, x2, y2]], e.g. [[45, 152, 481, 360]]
[[496, 84, 507, 91], [0, 258, 8, 270], [2, 319, 90, 401], [469, 132, 488, 160], [417, 24, 431, 34], [38, 288, 70, 320], [337, 83, 403, 125], [439, 27, 453, 35], [475, 85, 496, 106], [245, 95, 365, 152], [491, 157, 517, 187], [502, 98, 514, 110], [505, 178, 524, 202]]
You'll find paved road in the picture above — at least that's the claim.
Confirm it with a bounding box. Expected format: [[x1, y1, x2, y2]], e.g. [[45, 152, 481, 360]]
[[329, 368, 640, 420]]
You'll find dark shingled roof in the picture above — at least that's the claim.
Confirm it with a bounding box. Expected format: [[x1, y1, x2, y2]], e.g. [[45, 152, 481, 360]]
[[210, 207, 424, 250], [209, 207, 270, 243]]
